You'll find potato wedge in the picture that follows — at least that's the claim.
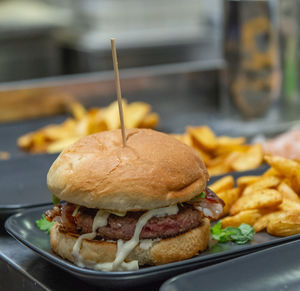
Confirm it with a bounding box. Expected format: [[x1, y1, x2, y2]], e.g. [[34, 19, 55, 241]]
[[124, 102, 151, 128], [214, 144, 249, 156], [263, 167, 281, 177], [187, 126, 218, 151], [207, 164, 231, 176], [222, 209, 264, 228], [277, 182, 300, 202], [69, 101, 87, 120], [237, 175, 261, 189], [139, 113, 159, 128], [279, 198, 300, 211], [205, 155, 227, 167], [193, 147, 212, 165], [217, 188, 241, 216], [231, 144, 264, 171], [264, 155, 299, 178], [253, 210, 284, 232], [243, 176, 281, 196], [217, 136, 246, 147], [267, 210, 300, 236], [209, 175, 234, 193], [46, 137, 80, 153], [230, 189, 282, 215]]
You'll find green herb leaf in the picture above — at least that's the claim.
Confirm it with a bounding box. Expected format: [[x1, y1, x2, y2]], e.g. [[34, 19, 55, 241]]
[[36, 214, 54, 233], [190, 192, 206, 203], [210, 221, 254, 245], [72, 205, 80, 217], [199, 192, 206, 198], [52, 194, 60, 205]]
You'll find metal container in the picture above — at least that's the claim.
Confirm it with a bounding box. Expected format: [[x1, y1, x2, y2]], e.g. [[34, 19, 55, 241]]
[[221, 0, 281, 119]]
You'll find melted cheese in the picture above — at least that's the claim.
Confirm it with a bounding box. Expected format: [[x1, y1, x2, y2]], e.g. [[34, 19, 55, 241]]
[[72, 205, 179, 272]]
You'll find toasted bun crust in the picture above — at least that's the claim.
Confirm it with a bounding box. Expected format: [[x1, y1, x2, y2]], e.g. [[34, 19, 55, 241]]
[[47, 129, 208, 211], [50, 218, 210, 267]]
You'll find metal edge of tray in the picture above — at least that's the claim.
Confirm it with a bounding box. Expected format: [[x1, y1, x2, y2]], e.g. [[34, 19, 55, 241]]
[[0, 59, 224, 97]]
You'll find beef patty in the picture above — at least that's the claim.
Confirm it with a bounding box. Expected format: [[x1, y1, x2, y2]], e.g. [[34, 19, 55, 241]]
[[46, 203, 203, 240]]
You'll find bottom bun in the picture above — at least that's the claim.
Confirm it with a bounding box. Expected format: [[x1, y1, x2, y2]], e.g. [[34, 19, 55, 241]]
[[50, 218, 210, 267]]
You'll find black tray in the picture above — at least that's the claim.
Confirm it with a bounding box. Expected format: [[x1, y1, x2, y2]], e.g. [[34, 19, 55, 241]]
[[5, 205, 300, 289], [208, 164, 269, 184], [0, 154, 58, 221], [160, 239, 300, 291]]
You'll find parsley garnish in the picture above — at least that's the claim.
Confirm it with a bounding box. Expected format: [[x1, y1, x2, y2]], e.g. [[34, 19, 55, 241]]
[[211, 221, 254, 245], [198, 192, 206, 198], [190, 192, 206, 202], [36, 214, 55, 233], [72, 205, 80, 217], [52, 194, 60, 205]]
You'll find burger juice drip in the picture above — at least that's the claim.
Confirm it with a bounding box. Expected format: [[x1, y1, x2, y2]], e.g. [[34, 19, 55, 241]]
[[72, 205, 179, 271]]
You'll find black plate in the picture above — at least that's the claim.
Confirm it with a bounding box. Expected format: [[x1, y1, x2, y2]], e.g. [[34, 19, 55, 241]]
[[5, 206, 300, 289], [160, 239, 300, 291], [0, 154, 58, 221]]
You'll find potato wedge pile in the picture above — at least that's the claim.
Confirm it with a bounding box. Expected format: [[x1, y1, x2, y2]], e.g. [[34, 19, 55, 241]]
[[210, 155, 300, 237], [18, 100, 159, 153], [174, 126, 264, 176]]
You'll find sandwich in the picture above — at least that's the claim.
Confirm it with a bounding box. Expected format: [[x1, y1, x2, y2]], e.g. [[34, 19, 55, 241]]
[[45, 128, 224, 271]]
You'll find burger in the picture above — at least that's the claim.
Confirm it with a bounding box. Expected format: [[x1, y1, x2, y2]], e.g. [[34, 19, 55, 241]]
[[45, 128, 224, 271]]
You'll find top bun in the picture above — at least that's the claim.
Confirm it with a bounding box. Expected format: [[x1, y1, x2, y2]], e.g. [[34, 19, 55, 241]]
[[47, 129, 208, 211]]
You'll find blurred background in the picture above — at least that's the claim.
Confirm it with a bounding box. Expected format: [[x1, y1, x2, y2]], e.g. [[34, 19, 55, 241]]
[[0, 0, 299, 136]]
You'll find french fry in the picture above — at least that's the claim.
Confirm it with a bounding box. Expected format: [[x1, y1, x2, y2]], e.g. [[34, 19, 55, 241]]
[[265, 155, 300, 193], [172, 126, 265, 176], [172, 134, 186, 143], [277, 182, 300, 202], [222, 209, 264, 228], [209, 176, 234, 193], [217, 188, 240, 216], [263, 167, 281, 177], [205, 154, 227, 167], [208, 164, 231, 176], [101, 100, 123, 130], [139, 113, 159, 128], [69, 102, 87, 120], [279, 199, 300, 211], [46, 137, 80, 153], [124, 102, 151, 128], [192, 147, 212, 164], [243, 176, 281, 196], [267, 211, 300, 236], [264, 155, 299, 178], [87, 110, 108, 134], [214, 144, 250, 156], [18, 100, 159, 153], [253, 211, 284, 232], [216, 155, 300, 237], [230, 189, 282, 215], [187, 126, 218, 151], [231, 144, 264, 171], [237, 176, 261, 188], [223, 152, 242, 167], [217, 136, 246, 147]]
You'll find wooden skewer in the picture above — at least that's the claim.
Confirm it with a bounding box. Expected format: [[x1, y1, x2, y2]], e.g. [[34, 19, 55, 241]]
[[110, 38, 126, 147]]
